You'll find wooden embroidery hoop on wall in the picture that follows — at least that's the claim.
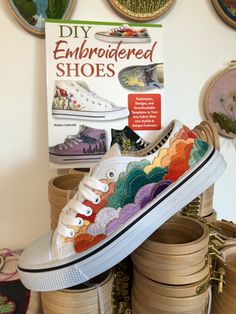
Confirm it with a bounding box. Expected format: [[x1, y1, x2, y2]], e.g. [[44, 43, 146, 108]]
[[211, 0, 236, 29], [204, 61, 236, 139], [107, 0, 175, 21], [7, 0, 76, 36]]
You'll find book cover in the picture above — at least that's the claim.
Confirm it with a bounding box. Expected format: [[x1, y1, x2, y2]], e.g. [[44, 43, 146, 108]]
[[45, 19, 163, 169]]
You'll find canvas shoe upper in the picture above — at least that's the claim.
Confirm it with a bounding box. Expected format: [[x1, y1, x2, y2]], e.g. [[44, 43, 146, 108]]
[[49, 126, 107, 163], [52, 81, 129, 120], [18, 120, 226, 291], [95, 24, 151, 43]]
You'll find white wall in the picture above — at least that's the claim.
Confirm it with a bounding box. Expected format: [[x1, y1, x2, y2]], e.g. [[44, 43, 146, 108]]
[[1, 0, 235, 250]]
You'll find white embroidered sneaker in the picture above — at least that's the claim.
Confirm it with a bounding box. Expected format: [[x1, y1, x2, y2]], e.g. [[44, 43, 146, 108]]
[[52, 81, 129, 120], [95, 24, 151, 43], [18, 120, 226, 291]]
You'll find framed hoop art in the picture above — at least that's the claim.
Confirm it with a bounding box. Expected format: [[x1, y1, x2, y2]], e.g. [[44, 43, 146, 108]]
[[211, 0, 236, 29], [7, 0, 76, 36], [204, 62, 236, 138], [107, 0, 175, 22]]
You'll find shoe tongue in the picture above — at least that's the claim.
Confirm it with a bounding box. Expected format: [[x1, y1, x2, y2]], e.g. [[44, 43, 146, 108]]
[[101, 143, 121, 161], [78, 125, 87, 134], [76, 81, 90, 92], [89, 144, 122, 179]]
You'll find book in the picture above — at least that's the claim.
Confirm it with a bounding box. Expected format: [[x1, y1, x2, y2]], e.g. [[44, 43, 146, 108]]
[[45, 19, 163, 169]]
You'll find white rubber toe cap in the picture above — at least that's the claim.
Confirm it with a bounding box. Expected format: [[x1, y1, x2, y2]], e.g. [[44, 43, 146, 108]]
[[18, 231, 53, 270]]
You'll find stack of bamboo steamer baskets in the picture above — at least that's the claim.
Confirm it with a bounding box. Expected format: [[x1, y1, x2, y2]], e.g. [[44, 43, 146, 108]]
[[131, 216, 211, 313]]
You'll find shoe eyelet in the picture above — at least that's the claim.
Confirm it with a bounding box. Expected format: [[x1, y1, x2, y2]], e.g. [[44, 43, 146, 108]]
[[102, 183, 109, 193], [76, 217, 84, 226], [92, 195, 101, 205], [68, 229, 75, 238], [85, 208, 93, 216], [106, 170, 117, 180]]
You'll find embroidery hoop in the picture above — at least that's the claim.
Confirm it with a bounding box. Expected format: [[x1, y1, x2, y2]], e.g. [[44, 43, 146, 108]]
[[211, 0, 236, 29], [0, 256, 4, 271], [204, 61, 236, 138], [7, 0, 76, 36], [107, 0, 175, 21]]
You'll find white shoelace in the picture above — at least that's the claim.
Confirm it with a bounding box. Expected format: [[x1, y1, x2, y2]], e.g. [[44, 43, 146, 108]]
[[110, 25, 130, 33], [59, 81, 114, 110], [136, 137, 149, 147], [58, 175, 108, 238], [89, 92, 113, 109], [59, 136, 82, 150]]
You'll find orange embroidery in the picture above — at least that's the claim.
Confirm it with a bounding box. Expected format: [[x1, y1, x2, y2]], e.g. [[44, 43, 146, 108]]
[[74, 234, 106, 253]]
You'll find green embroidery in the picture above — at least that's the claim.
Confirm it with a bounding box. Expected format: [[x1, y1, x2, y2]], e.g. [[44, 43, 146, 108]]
[[0, 295, 15, 314], [212, 112, 236, 135], [189, 139, 209, 167], [107, 166, 168, 208], [121, 138, 132, 152]]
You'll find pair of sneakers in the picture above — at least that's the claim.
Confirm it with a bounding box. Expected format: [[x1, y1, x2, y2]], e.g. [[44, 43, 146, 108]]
[[49, 125, 149, 163], [18, 120, 226, 291]]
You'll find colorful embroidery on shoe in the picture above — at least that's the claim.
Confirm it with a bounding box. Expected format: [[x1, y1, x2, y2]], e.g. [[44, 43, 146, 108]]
[[52, 86, 83, 111], [74, 234, 106, 253], [70, 126, 209, 253]]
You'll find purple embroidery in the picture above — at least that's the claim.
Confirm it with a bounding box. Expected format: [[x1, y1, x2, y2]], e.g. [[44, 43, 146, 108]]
[[105, 180, 172, 234]]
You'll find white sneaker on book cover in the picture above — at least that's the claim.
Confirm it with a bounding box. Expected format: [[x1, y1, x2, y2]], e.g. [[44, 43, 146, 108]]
[[51, 80, 129, 120], [18, 120, 226, 291]]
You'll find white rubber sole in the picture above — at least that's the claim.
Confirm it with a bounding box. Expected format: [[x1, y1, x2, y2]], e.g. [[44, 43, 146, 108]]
[[49, 153, 105, 163], [52, 107, 130, 121], [18, 147, 226, 291]]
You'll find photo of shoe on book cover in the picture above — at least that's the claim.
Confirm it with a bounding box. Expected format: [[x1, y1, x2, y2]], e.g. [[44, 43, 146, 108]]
[[45, 19, 163, 169]]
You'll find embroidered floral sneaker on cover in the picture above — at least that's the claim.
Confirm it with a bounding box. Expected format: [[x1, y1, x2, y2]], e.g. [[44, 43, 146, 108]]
[[95, 24, 151, 43], [18, 120, 226, 291], [52, 81, 129, 120], [49, 126, 107, 163]]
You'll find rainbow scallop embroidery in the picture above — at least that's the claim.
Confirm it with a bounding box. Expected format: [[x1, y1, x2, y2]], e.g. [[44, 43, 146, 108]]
[[60, 125, 209, 253]]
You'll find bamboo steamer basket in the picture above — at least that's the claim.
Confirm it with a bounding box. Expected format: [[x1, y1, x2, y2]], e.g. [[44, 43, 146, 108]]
[[132, 280, 208, 313], [201, 209, 217, 223], [211, 296, 227, 314], [133, 280, 208, 310], [214, 220, 236, 238], [48, 172, 86, 229], [132, 248, 207, 273], [141, 216, 209, 255], [220, 246, 236, 285], [211, 245, 236, 314], [131, 292, 207, 314], [41, 270, 113, 314], [134, 259, 210, 285], [212, 287, 236, 314], [132, 216, 210, 284], [133, 267, 210, 298]]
